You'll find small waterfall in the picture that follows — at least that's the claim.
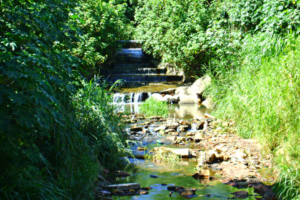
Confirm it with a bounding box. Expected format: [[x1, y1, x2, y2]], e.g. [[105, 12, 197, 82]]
[[147, 92, 152, 99], [130, 93, 134, 103], [113, 93, 126, 104], [134, 93, 142, 104], [100, 41, 183, 85]]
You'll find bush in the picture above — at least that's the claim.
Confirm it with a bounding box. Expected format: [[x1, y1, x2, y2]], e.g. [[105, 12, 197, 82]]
[[0, 0, 130, 198]]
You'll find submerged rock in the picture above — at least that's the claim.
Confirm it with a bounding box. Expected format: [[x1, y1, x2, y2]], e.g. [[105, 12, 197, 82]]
[[199, 169, 210, 179], [136, 190, 148, 195], [231, 191, 248, 199]]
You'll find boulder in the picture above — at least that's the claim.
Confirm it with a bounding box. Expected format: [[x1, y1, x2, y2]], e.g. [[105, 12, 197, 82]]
[[116, 171, 130, 178], [165, 123, 179, 129], [150, 93, 179, 103], [187, 75, 211, 95], [175, 86, 188, 96], [179, 125, 189, 132], [232, 191, 248, 199], [151, 93, 166, 102], [192, 173, 200, 179], [153, 125, 166, 132], [165, 94, 180, 103], [171, 131, 180, 136], [196, 121, 205, 130], [186, 132, 195, 136], [180, 189, 196, 197], [236, 150, 247, 159], [106, 183, 140, 191], [136, 190, 149, 195], [199, 169, 210, 179], [130, 126, 143, 132], [174, 136, 186, 144], [194, 132, 204, 142], [165, 129, 175, 133], [170, 148, 191, 158], [160, 88, 176, 95], [204, 113, 215, 119], [179, 94, 199, 104], [179, 120, 191, 127], [167, 186, 184, 191], [206, 150, 217, 163]]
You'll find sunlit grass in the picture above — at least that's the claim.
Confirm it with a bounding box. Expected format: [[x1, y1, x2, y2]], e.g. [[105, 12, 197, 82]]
[[208, 34, 300, 199], [145, 147, 180, 163], [139, 97, 170, 118]]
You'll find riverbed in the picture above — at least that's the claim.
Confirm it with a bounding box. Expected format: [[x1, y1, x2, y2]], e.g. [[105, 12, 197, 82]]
[[105, 84, 274, 200]]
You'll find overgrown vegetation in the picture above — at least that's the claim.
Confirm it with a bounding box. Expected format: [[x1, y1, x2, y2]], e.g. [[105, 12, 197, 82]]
[[71, 0, 134, 73], [135, 0, 300, 198], [0, 0, 132, 199], [139, 97, 170, 118], [208, 34, 300, 199], [2, 0, 300, 198]]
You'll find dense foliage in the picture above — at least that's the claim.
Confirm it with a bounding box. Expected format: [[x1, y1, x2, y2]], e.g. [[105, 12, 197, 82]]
[[135, 0, 300, 198], [135, 0, 300, 77], [135, 0, 213, 76], [1, 0, 300, 198], [0, 0, 132, 199], [71, 0, 134, 72]]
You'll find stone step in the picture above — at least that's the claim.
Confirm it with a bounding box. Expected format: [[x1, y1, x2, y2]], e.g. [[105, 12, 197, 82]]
[[113, 63, 152, 68], [102, 68, 166, 75], [106, 74, 183, 83], [118, 40, 143, 48]]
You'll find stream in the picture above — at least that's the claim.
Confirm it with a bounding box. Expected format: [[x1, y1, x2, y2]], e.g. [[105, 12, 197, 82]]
[[110, 87, 261, 200]]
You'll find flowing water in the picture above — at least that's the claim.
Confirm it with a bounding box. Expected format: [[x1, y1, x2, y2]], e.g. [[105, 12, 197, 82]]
[[110, 86, 260, 200], [106, 41, 259, 200], [114, 159, 257, 200], [101, 41, 183, 85]]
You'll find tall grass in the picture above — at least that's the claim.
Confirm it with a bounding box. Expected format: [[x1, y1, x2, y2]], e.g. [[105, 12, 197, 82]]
[[208, 33, 300, 199], [139, 97, 170, 118], [0, 79, 129, 199]]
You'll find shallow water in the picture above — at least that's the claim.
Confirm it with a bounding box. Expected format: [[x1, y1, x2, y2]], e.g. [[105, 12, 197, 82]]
[[112, 85, 259, 200], [114, 158, 258, 200]]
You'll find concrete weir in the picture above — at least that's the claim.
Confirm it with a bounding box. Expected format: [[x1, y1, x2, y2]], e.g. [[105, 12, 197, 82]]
[[101, 40, 183, 85]]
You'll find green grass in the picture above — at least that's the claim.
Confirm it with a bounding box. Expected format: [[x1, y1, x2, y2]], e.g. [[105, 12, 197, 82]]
[[208, 33, 300, 199], [0, 79, 130, 199], [146, 147, 180, 163], [139, 97, 171, 118]]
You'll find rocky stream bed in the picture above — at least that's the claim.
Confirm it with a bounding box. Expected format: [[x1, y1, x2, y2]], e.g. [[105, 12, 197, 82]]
[[96, 112, 278, 200]]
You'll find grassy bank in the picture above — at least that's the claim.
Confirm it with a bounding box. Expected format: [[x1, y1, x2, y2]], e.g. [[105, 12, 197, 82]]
[[208, 34, 300, 199], [0, 79, 130, 199]]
